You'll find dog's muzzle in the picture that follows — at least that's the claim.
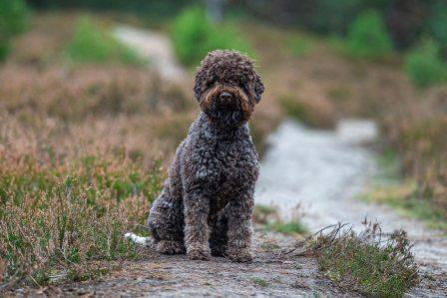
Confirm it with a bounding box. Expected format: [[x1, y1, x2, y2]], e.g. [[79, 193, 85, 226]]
[[200, 85, 254, 125]]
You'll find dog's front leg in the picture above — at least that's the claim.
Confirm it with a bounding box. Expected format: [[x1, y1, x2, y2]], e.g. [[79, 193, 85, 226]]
[[226, 192, 254, 262], [183, 188, 211, 260]]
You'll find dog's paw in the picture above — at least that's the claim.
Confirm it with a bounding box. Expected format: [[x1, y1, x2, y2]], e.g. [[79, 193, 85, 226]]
[[156, 240, 185, 255], [227, 248, 253, 262], [187, 246, 211, 261]]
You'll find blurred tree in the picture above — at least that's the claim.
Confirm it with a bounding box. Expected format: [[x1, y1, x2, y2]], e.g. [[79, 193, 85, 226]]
[[385, 0, 427, 50], [206, 0, 226, 22], [428, 0, 447, 57], [239, 0, 390, 34], [346, 10, 393, 59], [0, 0, 29, 61], [26, 0, 196, 17]]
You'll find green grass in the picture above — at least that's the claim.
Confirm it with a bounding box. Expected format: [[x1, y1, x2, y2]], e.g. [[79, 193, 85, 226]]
[[266, 220, 308, 235], [312, 222, 419, 297], [253, 204, 307, 235], [68, 16, 146, 66], [252, 277, 269, 287]]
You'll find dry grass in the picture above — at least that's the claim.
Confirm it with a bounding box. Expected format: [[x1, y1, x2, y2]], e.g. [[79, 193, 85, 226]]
[[0, 150, 162, 287], [0, 13, 193, 288]]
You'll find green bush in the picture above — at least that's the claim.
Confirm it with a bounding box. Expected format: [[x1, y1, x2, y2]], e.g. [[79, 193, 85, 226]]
[[405, 39, 447, 87], [0, 0, 29, 61], [68, 16, 144, 65], [345, 10, 393, 59], [171, 6, 252, 66]]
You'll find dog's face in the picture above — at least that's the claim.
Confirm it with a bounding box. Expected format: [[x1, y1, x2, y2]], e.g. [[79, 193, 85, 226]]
[[194, 50, 264, 128]]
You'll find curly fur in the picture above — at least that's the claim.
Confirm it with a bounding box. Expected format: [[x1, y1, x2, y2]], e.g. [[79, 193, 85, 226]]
[[147, 50, 264, 262]]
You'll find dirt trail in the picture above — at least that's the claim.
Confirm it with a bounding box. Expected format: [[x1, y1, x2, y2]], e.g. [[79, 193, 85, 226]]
[[41, 26, 446, 297], [52, 231, 350, 297], [256, 119, 447, 297]]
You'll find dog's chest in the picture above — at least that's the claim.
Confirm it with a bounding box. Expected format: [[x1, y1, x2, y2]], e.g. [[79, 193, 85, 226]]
[[205, 139, 258, 199]]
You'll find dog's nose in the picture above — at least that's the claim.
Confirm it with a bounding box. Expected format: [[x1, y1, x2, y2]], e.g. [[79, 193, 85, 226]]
[[219, 92, 232, 102]]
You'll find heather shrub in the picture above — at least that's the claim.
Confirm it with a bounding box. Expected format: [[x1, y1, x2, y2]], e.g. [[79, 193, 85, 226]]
[[308, 222, 419, 297], [0, 153, 163, 286]]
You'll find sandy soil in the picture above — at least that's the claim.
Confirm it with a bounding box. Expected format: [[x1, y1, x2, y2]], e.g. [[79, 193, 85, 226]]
[[19, 230, 349, 298]]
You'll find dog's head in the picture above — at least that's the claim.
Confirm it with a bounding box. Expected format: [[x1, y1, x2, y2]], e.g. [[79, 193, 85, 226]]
[[194, 50, 264, 128]]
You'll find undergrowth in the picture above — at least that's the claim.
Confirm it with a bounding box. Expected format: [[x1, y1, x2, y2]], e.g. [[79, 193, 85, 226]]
[[296, 221, 419, 297]]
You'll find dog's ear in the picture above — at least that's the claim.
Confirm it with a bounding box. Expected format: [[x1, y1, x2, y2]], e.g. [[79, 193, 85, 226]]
[[194, 68, 206, 101], [253, 73, 264, 103]]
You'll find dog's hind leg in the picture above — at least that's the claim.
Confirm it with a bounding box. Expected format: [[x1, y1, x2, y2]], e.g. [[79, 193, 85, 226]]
[[148, 186, 185, 254], [148, 159, 186, 255], [147, 143, 186, 255]]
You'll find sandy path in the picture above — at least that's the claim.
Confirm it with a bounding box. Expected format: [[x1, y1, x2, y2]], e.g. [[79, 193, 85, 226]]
[[54, 231, 351, 297], [113, 25, 186, 82], [256, 119, 447, 297]]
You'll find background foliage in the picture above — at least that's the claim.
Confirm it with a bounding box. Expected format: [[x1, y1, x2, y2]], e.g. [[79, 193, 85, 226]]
[[0, 0, 29, 60]]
